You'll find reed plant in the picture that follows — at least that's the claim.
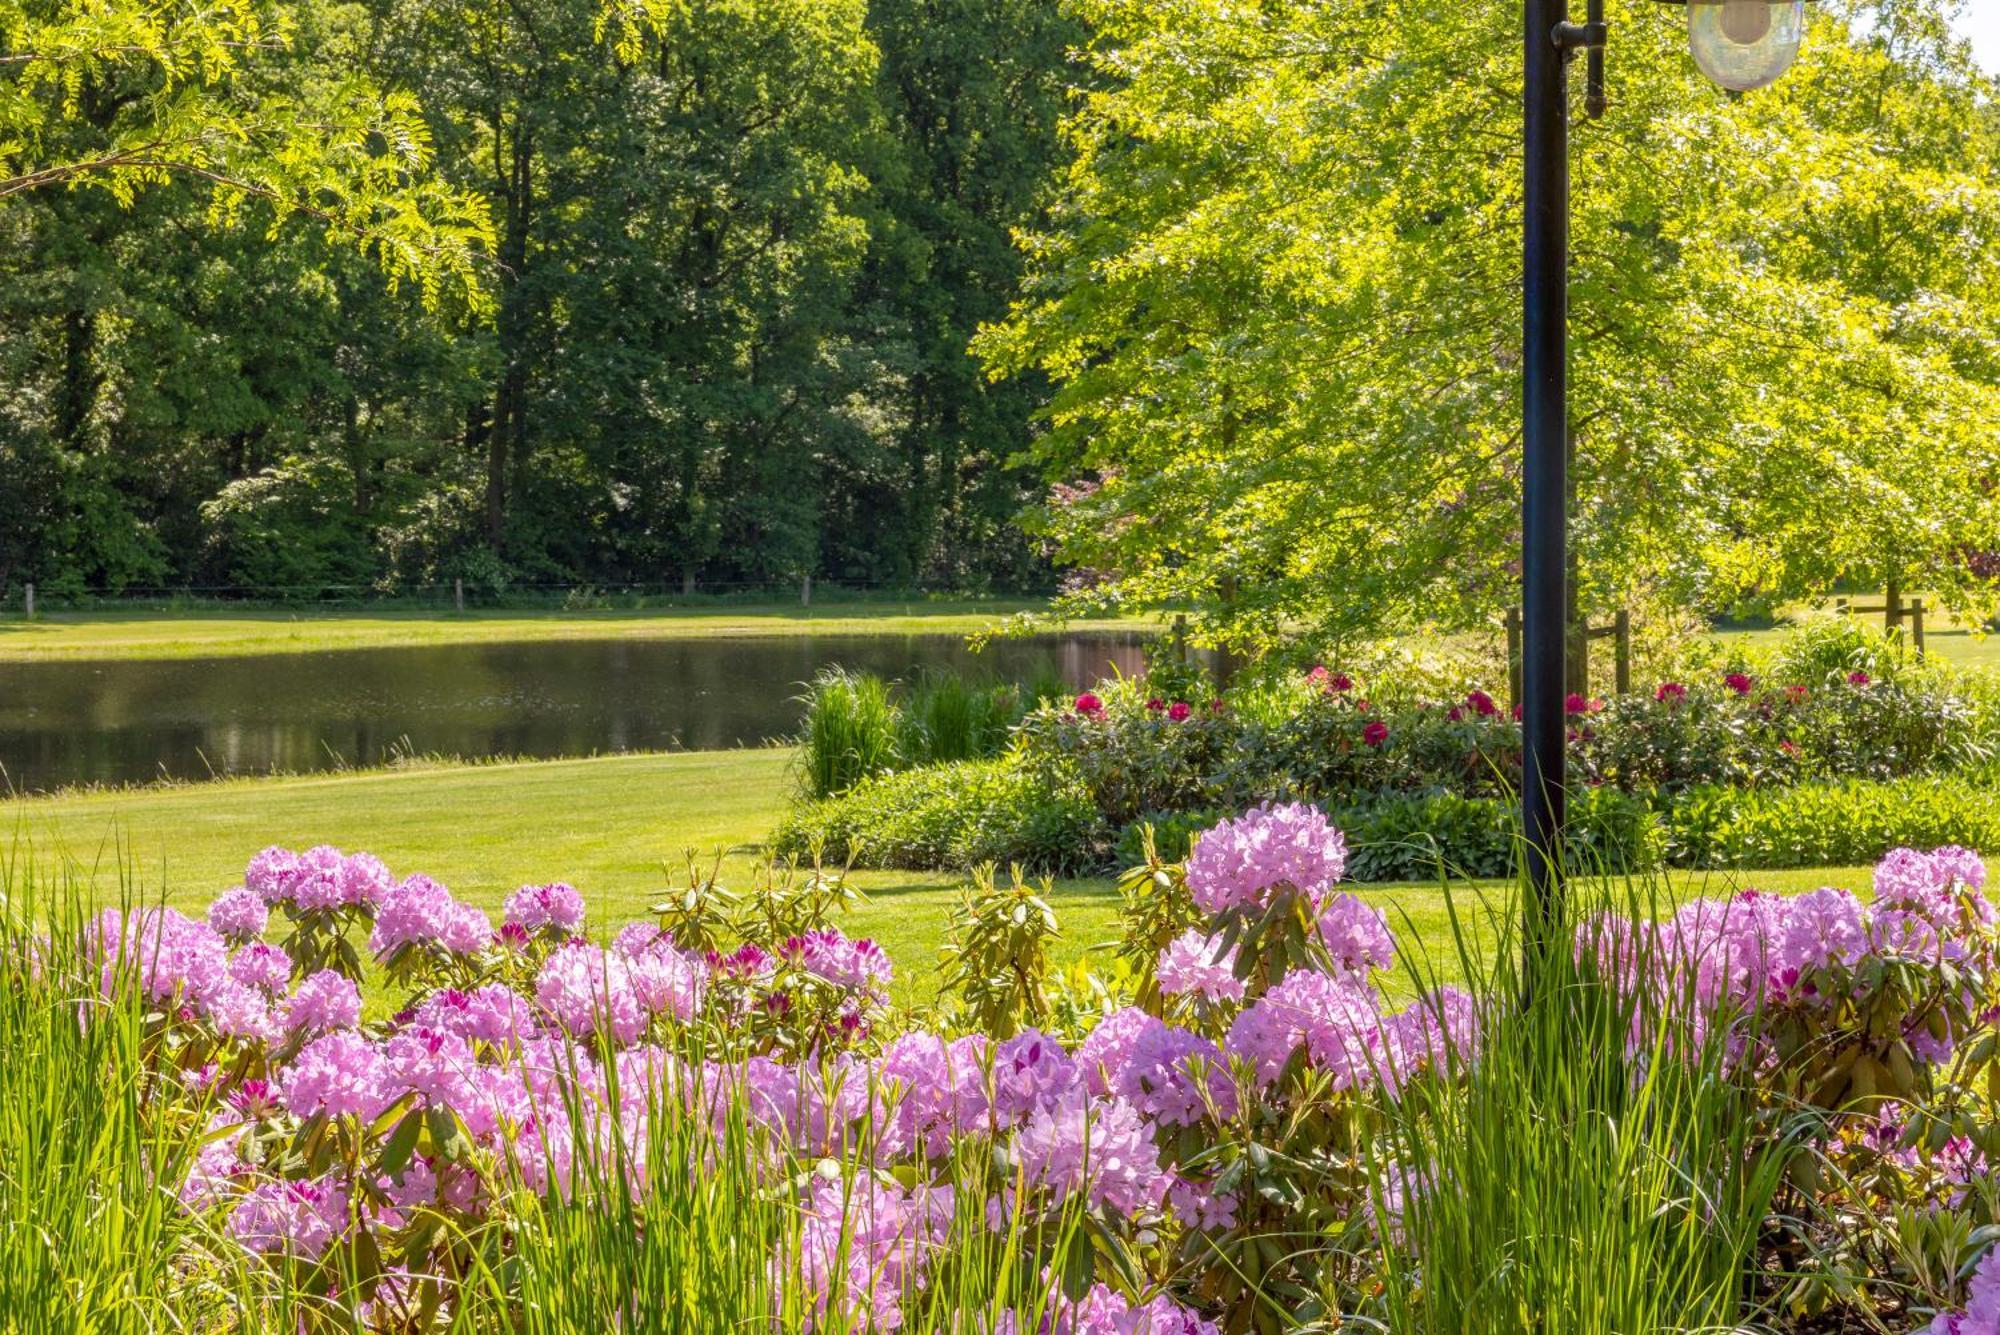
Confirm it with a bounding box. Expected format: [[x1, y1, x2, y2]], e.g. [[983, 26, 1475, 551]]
[[797, 669, 904, 799], [900, 671, 1019, 766], [1369, 869, 1793, 1335], [0, 855, 234, 1333]]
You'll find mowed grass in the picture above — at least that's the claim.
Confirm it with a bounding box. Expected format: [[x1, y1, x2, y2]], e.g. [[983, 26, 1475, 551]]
[[0, 599, 1152, 663], [1, 748, 1936, 1009]]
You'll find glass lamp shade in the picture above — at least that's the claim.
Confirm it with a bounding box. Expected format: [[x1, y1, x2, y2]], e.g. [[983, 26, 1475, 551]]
[[1687, 0, 1806, 91]]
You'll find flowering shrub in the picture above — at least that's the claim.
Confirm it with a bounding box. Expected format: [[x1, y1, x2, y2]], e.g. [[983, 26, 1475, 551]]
[[26, 820, 2000, 1333]]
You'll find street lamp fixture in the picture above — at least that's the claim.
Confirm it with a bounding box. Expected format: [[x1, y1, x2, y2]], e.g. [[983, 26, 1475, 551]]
[[1686, 0, 1809, 91], [1518, 0, 1817, 945]]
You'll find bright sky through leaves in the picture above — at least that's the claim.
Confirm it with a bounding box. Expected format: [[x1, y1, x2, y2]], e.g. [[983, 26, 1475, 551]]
[[1955, 5, 1999, 71]]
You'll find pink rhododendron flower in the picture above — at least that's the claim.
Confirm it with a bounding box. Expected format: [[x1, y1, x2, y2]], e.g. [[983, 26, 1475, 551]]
[[1466, 689, 1499, 717], [229, 942, 292, 995], [207, 887, 268, 942], [1848, 670, 1872, 687], [1013, 1089, 1166, 1217], [1184, 803, 1347, 914], [229, 1176, 351, 1259], [1928, 1244, 2000, 1335], [1074, 693, 1104, 716], [504, 882, 587, 935], [281, 1031, 392, 1120], [1167, 701, 1192, 722], [1654, 681, 1687, 704], [1317, 894, 1394, 976], [1362, 720, 1390, 747], [1724, 672, 1755, 695], [1155, 930, 1244, 1003], [283, 970, 362, 1035], [1225, 970, 1382, 1088]]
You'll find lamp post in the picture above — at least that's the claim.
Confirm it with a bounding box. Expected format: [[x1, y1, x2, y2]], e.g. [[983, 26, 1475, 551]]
[[1519, 0, 1812, 934]]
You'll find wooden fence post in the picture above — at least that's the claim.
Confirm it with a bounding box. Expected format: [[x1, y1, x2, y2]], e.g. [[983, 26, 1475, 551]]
[[1613, 609, 1632, 696], [1911, 598, 1927, 660], [801, 575, 812, 607], [453, 578, 464, 613], [23, 583, 33, 620], [1885, 579, 1904, 639], [1172, 614, 1189, 665]]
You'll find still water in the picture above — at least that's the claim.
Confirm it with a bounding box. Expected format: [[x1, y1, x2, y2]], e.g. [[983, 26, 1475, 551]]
[[0, 633, 1153, 794]]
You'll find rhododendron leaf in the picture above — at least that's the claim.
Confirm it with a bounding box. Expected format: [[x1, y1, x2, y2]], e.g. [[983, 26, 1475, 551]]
[[1057, 1226, 1096, 1302], [379, 1108, 425, 1177]]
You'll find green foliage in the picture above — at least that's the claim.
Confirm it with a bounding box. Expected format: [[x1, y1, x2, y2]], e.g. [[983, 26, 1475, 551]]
[[1373, 879, 1789, 1335], [978, 0, 2000, 650], [0, 864, 223, 1329], [797, 668, 905, 799], [773, 756, 1107, 873], [899, 672, 1022, 766], [937, 864, 1061, 1039], [1662, 775, 2000, 871]]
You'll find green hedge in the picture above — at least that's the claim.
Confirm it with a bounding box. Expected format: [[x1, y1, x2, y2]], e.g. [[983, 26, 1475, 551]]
[[782, 763, 2000, 880], [1662, 776, 2000, 870], [1114, 788, 1662, 884], [774, 758, 1108, 875]]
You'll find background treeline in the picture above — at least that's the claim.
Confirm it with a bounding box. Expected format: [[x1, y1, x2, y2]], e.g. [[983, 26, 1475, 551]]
[[0, 0, 1074, 598]]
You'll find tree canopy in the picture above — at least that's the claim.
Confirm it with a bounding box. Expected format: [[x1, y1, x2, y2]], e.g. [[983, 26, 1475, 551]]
[[978, 0, 2000, 650]]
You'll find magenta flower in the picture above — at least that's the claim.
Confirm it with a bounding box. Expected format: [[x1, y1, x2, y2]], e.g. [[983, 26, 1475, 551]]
[[1466, 689, 1500, 717], [1363, 720, 1390, 747], [1724, 672, 1755, 695], [1145, 697, 1166, 713], [1074, 692, 1104, 716], [229, 1176, 352, 1259], [1654, 681, 1687, 704], [1848, 670, 1873, 687], [1168, 700, 1192, 722]]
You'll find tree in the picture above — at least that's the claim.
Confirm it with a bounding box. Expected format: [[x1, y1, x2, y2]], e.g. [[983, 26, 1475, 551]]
[[977, 0, 2000, 652], [1, 0, 494, 308]]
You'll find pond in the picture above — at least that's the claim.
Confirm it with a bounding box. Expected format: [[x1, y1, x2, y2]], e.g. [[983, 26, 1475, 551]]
[[0, 632, 1158, 794]]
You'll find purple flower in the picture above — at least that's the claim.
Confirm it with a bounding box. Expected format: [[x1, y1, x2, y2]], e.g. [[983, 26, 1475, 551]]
[[792, 929, 894, 996], [281, 1031, 391, 1120], [1155, 930, 1244, 1003], [536, 943, 646, 1043], [1013, 1089, 1167, 1217], [504, 882, 587, 935], [229, 942, 291, 995], [991, 1028, 1076, 1123], [1316, 894, 1394, 977], [229, 1176, 351, 1259], [370, 875, 491, 959], [1184, 803, 1348, 914], [1225, 970, 1382, 1089], [1114, 1022, 1236, 1126], [283, 970, 362, 1035], [207, 887, 269, 942]]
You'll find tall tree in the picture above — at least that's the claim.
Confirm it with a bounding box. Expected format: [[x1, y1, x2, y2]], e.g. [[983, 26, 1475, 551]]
[[978, 0, 2000, 650]]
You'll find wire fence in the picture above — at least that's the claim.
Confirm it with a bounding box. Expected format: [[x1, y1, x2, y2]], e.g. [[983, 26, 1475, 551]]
[[2, 577, 1060, 617]]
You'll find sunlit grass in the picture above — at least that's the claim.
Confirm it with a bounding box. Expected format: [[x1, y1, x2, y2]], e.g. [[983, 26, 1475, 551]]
[[0, 600, 1154, 663]]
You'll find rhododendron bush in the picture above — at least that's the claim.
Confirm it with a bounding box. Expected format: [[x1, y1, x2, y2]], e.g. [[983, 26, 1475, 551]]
[[17, 809, 2000, 1332]]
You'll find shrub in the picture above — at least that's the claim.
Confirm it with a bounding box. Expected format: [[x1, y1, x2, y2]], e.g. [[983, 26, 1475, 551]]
[[796, 668, 903, 798], [1015, 681, 1232, 825], [1662, 775, 2000, 870], [1120, 789, 1663, 885], [774, 757, 1108, 874]]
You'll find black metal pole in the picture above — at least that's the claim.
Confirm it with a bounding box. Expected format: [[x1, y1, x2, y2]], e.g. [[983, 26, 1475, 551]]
[[1523, 0, 1571, 940]]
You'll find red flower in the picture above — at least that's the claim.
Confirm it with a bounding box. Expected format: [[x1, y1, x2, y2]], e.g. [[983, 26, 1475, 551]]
[[1074, 693, 1104, 716], [1785, 684, 1810, 702], [1466, 690, 1499, 717], [1363, 721, 1390, 748], [1512, 703, 1524, 721], [1564, 692, 1590, 716], [1654, 682, 1687, 704], [1847, 670, 1872, 687], [1780, 739, 1801, 757], [1145, 697, 1166, 713], [1447, 706, 1465, 722], [1724, 672, 1754, 696], [1167, 701, 1192, 722]]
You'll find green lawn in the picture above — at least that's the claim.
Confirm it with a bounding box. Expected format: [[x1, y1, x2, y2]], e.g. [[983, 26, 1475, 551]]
[[0, 599, 1152, 663], [2, 748, 1927, 1008]]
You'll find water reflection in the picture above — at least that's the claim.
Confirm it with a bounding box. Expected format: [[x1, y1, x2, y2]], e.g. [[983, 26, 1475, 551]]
[[0, 633, 1157, 793]]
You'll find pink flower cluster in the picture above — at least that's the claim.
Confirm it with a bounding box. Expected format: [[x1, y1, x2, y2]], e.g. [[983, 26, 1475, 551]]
[[504, 881, 587, 936], [247, 845, 392, 914], [369, 874, 493, 959], [1184, 802, 1348, 914], [1929, 1245, 2000, 1335]]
